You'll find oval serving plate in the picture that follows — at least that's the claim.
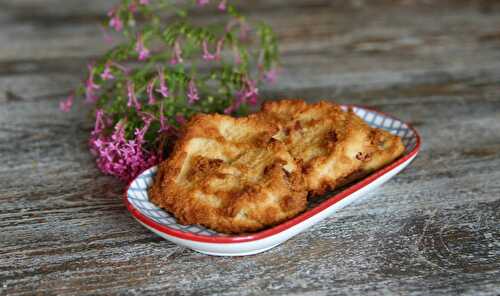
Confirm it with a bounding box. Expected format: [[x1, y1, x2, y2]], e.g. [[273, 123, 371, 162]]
[[124, 105, 421, 256]]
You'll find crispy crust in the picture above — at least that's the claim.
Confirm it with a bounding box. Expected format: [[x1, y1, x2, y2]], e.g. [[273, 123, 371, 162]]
[[149, 113, 308, 234], [150, 99, 405, 234], [261, 99, 405, 195]]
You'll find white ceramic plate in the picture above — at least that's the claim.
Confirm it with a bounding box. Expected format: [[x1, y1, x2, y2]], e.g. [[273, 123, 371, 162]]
[[124, 105, 421, 256]]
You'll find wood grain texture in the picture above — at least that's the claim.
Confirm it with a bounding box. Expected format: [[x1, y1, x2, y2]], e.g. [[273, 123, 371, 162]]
[[1, 0, 499, 295]]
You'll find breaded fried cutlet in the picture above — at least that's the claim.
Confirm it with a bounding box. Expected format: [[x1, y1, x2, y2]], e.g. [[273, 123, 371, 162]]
[[261, 100, 405, 195], [149, 113, 307, 234], [150, 99, 405, 234]]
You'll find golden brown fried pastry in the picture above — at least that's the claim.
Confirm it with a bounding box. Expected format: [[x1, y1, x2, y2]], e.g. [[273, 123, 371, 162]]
[[261, 100, 405, 195], [149, 113, 307, 234]]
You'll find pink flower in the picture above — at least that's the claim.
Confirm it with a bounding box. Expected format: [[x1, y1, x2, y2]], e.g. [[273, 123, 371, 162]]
[[224, 103, 237, 115], [176, 115, 187, 125], [243, 78, 259, 105], [135, 34, 150, 61], [202, 40, 216, 61], [247, 94, 258, 105], [100, 62, 114, 80], [155, 67, 169, 98], [89, 117, 159, 182], [100, 26, 113, 44], [147, 78, 157, 104], [218, 0, 227, 11], [85, 64, 100, 103], [128, 2, 137, 13], [109, 16, 123, 31], [92, 109, 106, 136], [264, 68, 278, 84], [127, 81, 141, 111], [90, 109, 107, 154], [197, 0, 210, 6], [224, 91, 243, 114], [225, 78, 259, 113], [139, 0, 150, 4], [134, 117, 152, 144], [215, 38, 224, 59], [187, 80, 199, 104], [59, 93, 74, 112], [170, 40, 183, 65], [108, 8, 123, 32], [158, 101, 171, 134]]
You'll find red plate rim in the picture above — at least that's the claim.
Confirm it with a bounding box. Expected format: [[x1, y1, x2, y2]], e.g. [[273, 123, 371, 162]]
[[123, 105, 421, 244]]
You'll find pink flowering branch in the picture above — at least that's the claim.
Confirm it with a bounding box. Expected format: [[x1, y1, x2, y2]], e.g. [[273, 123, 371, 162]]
[[156, 67, 169, 98], [202, 40, 216, 61], [218, 0, 227, 11], [187, 80, 200, 104], [127, 81, 141, 111], [159, 101, 172, 134], [108, 7, 123, 32], [175, 115, 187, 125], [135, 33, 150, 61], [101, 62, 114, 80], [61, 0, 280, 182], [85, 64, 100, 103], [90, 118, 158, 182], [170, 40, 183, 65], [264, 68, 279, 84], [59, 93, 74, 112], [147, 78, 157, 105]]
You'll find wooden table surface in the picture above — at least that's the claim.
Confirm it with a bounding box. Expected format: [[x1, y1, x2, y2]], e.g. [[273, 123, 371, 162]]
[[1, 0, 499, 295]]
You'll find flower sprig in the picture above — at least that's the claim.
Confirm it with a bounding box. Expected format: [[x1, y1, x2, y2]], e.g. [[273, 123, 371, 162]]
[[61, 0, 279, 182]]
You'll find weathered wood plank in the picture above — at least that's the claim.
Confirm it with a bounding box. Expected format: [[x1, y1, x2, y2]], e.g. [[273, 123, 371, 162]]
[[1, 198, 498, 295], [1, 0, 500, 64], [3, 13, 500, 104], [1, 80, 499, 295], [2, 0, 500, 107]]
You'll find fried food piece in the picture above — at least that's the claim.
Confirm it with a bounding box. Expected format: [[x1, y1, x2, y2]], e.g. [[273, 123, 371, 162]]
[[149, 113, 307, 234], [261, 100, 405, 195]]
